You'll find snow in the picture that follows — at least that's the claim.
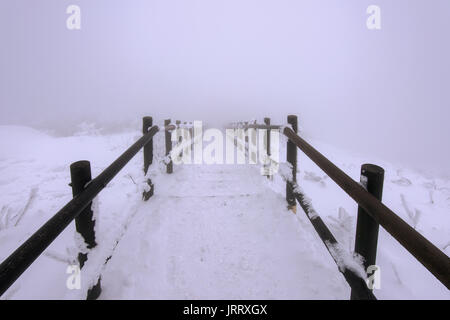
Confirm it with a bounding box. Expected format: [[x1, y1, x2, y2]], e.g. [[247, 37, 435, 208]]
[[0, 125, 449, 300], [324, 241, 367, 280], [100, 163, 348, 299]]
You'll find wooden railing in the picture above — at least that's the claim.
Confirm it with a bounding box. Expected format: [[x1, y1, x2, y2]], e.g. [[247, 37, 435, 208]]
[[1, 115, 448, 300], [0, 119, 168, 298], [238, 115, 450, 299]]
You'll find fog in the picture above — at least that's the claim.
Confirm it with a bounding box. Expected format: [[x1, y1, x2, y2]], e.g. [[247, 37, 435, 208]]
[[0, 1, 449, 176]]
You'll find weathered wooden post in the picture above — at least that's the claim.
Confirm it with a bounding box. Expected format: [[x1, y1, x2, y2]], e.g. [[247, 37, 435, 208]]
[[351, 164, 384, 299], [142, 117, 154, 201], [142, 116, 153, 174], [165, 119, 173, 174], [286, 115, 298, 213], [264, 118, 271, 157], [244, 121, 249, 144], [264, 118, 271, 179], [176, 120, 183, 159], [251, 120, 257, 164], [69, 160, 101, 300]]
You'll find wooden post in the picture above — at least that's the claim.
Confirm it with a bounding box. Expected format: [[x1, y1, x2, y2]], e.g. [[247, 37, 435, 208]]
[[165, 119, 173, 174], [244, 121, 249, 144], [70, 161, 101, 300], [264, 118, 271, 178], [176, 120, 183, 159], [286, 115, 298, 213], [142, 117, 154, 201], [142, 116, 153, 174], [70, 161, 96, 266], [264, 118, 271, 157], [351, 164, 384, 299], [251, 120, 257, 164]]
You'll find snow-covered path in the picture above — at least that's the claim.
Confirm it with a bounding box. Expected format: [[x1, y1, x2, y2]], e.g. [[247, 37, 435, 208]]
[[1, 126, 448, 299], [100, 164, 349, 299]]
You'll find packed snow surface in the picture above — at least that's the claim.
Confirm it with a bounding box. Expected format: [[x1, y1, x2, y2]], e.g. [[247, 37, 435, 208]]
[[0, 125, 449, 299]]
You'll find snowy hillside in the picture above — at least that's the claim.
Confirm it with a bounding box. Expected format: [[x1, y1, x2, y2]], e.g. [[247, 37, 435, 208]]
[[0, 125, 449, 299]]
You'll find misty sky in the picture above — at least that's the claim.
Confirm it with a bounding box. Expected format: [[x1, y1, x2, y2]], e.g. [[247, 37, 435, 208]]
[[0, 1, 449, 175]]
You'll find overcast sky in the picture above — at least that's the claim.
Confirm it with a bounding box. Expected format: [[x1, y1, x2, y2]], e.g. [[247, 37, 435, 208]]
[[0, 1, 449, 175]]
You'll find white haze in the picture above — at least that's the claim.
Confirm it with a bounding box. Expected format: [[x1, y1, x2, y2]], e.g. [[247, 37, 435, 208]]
[[0, 1, 449, 176]]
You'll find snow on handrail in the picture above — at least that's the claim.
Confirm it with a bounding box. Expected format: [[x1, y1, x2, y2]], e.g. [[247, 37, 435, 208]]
[[282, 126, 450, 290], [0, 125, 160, 297]]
